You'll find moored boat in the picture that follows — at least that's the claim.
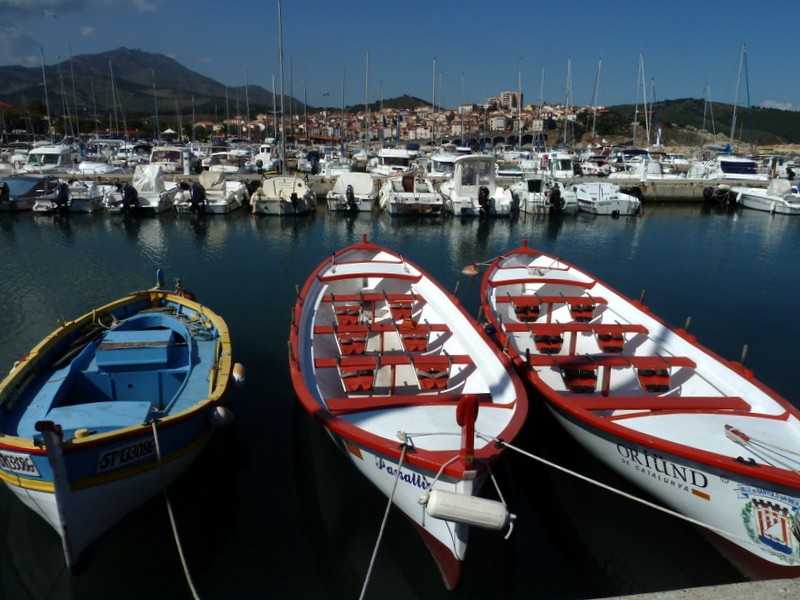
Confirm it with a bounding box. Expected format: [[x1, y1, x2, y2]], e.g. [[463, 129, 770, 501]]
[[732, 179, 800, 215], [103, 165, 181, 214], [250, 175, 316, 216], [574, 181, 641, 215], [480, 240, 800, 580], [288, 235, 527, 589], [439, 155, 518, 217], [0, 272, 242, 571], [378, 172, 445, 216], [326, 172, 379, 213]]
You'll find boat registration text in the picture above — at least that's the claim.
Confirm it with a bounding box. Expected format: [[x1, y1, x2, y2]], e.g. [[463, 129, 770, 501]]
[[0, 450, 40, 477]]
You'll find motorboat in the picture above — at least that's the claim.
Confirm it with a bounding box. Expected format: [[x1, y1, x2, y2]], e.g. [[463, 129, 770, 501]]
[[103, 165, 181, 214], [573, 181, 641, 215], [510, 174, 577, 214], [250, 175, 316, 216], [325, 172, 378, 213], [481, 240, 800, 580], [439, 155, 518, 217], [367, 147, 414, 177], [378, 172, 445, 216], [21, 145, 76, 174], [0, 272, 242, 571], [731, 179, 800, 215], [289, 235, 527, 589], [32, 180, 109, 214], [0, 174, 60, 211], [174, 171, 248, 215]]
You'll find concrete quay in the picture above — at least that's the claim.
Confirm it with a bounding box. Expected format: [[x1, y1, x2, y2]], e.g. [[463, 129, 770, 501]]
[[611, 576, 800, 600]]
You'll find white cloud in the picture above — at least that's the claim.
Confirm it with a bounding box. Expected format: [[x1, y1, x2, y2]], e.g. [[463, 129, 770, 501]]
[[761, 100, 794, 111], [80, 25, 94, 37], [0, 25, 40, 67], [0, 1, 158, 16]]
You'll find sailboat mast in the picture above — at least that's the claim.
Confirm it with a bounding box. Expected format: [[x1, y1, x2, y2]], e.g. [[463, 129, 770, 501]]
[[39, 48, 52, 141], [590, 58, 602, 139], [152, 71, 159, 141], [730, 43, 745, 150], [277, 0, 286, 173], [68, 47, 80, 139]]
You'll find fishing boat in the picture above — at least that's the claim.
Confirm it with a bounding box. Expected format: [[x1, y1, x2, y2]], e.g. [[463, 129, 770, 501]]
[[480, 240, 800, 580], [288, 235, 527, 589], [32, 180, 110, 214], [250, 175, 316, 216], [731, 179, 800, 215], [377, 172, 445, 216], [325, 172, 379, 213], [0, 271, 243, 571]]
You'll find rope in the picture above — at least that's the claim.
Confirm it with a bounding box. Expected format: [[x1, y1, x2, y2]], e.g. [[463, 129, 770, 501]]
[[477, 432, 800, 565], [359, 438, 409, 600], [150, 420, 201, 599]]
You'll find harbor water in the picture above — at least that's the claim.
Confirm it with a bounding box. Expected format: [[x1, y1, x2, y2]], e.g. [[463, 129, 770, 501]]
[[0, 201, 798, 599]]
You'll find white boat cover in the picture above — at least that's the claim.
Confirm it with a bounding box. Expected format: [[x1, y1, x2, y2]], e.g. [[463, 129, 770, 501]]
[[132, 164, 167, 193]]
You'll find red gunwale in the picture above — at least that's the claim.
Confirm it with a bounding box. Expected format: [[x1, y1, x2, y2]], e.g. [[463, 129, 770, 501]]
[[481, 242, 800, 490], [290, 236, 528, 482]]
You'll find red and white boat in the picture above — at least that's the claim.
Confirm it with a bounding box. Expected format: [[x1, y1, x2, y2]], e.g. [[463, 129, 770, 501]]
[[289, 235, 527, 589], [480, 240, 800, 579]]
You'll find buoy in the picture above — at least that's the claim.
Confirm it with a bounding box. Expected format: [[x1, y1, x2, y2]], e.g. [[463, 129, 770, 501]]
[[462, 262, 479, 276], [422, 489, 511, 531], [232, 362, 246, 385], [209, 405, 234, 426]]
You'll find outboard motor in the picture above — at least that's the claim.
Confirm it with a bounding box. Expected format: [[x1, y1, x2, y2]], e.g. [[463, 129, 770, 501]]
[[256, 159, 264, 175], [189, 181, 206, 215], [0, 182, 9, 204], [290, 192, 299, 211], [548, 187, 564, 213], [121, 183, 140, 213], [54, 182, 70, 211], [477, 185, 491, 218], [345, 184, 358, 212]]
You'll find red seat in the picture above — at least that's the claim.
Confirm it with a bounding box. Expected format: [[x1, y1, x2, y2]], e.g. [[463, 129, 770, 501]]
[[398, 320, 429, 352], [334, 304, 361, 326], [337, 331, 368, 355], [413, 356, 451, 390], [637, 368, 671, 393], [563, 367, 598, 393]]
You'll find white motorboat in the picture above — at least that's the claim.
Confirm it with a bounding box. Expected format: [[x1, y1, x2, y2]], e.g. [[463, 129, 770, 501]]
[[174, 171, 248, 215], [251, 175, 316, 216], [378, 172, 445, 216], [103, 165, 180, 214], [732, 179, 800, 215], [510, 174, 577, 214], [439, 155, 518, 217], [325, 172, 378, 213], [573, 181, 641, 216]]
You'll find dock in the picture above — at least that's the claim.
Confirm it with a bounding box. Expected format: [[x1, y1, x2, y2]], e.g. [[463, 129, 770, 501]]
[[612, 576, 799, 599]]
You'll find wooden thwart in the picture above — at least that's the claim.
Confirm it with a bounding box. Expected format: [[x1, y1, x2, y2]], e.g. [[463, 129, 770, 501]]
[[578, 395, 751, 412], [325, 392, 493, 414]]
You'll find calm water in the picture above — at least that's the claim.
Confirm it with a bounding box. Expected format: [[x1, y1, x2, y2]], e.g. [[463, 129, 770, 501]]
[[0, 201, 798, 599]]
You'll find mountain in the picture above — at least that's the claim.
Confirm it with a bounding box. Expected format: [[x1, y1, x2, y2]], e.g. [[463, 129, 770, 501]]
[[0, 48, 286, 125]]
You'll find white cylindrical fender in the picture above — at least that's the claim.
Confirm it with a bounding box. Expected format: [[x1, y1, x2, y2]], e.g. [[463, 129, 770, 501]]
[[209, 405, 234, 426], [424, 489, 510, 531], [232, 362, 246, 386]]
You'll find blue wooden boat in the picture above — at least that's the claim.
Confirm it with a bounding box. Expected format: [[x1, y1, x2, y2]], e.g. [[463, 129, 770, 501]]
[[0, 273, 241, 570]]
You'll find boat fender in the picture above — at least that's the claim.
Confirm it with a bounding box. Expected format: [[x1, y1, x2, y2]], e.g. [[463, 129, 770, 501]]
[[232, 362, 246, 385], [484, 323, 496, 336], [0, 182, 8, 204], [422, 489, 511, 531], [209, 405, 234, 427]]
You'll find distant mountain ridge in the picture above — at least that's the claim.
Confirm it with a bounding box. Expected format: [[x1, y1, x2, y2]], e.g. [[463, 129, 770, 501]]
[[0, 47, 284, 119], [1, 48, 799, 145]]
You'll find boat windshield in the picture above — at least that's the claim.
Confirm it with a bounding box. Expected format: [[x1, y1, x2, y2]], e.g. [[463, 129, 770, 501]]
[[720, 160, 758, 175], [26, 152, 64, 166], [152, 150, 181, 162]]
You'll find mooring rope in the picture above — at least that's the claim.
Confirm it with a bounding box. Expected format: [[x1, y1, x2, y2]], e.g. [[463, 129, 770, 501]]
[[150, 420, 201, 599], [477, 432, 800, 565], [359, 437, 410, 600]]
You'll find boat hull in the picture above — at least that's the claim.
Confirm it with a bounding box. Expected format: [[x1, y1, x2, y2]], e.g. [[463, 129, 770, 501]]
[[735, 189, 800, 215], [547, 404, 800, 579], [0, 288, 235, 570]]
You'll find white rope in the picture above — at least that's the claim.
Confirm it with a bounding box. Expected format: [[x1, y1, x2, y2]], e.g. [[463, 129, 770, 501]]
[[477, 432, 800, 565], [150, 420, 201, 600], [359, 440, 409, 600]]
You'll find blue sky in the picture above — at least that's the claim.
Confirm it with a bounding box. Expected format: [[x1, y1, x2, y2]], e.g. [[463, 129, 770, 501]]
[[1, 0, 797, 111]]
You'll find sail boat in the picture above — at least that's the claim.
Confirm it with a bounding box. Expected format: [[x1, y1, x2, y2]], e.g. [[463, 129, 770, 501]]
[[250, 0, 316, 216]]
